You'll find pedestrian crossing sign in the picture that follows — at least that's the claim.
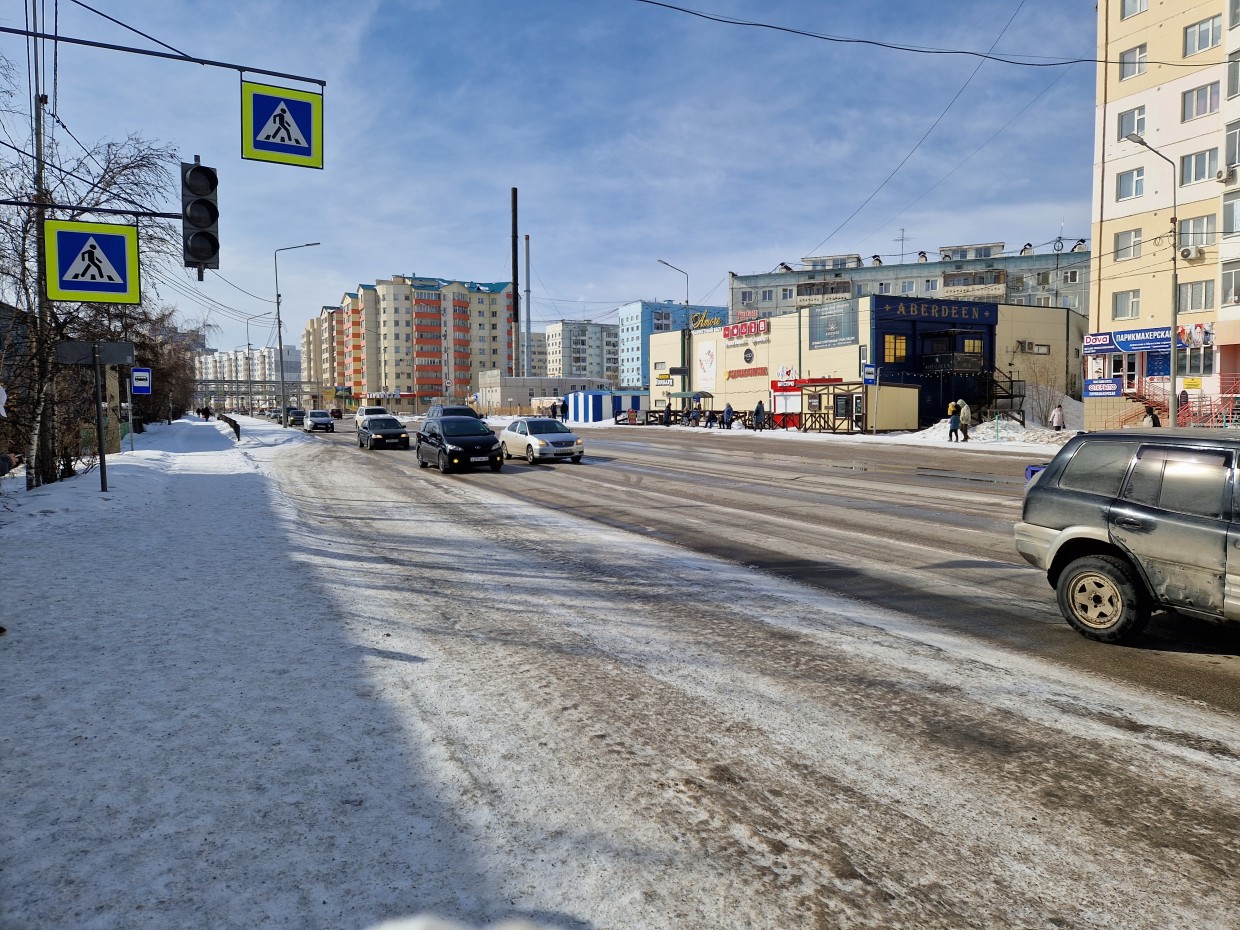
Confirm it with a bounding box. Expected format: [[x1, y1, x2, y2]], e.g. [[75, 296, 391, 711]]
[[45, 219, 140, 304], [241, 80, 323, 169]]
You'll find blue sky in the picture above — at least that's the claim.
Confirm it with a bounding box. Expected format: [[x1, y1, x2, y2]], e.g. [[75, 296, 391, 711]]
[[3, 0, 1096, 351]]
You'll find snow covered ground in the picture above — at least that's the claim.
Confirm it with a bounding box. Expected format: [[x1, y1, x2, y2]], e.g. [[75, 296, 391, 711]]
[[7, 404, 1236, 930]]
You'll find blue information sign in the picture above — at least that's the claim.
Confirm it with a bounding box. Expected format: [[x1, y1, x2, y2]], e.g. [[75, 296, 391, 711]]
[[132, 367, 152, 395]]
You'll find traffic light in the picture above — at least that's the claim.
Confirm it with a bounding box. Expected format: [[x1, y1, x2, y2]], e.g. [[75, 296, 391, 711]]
[[181, 160, 219, 277]]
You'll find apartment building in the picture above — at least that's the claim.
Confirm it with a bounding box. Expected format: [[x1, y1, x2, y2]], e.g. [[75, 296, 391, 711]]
[[544, 320, 619, 385], [301, 275, 513, 412], [1089, 0, 1235, 427]]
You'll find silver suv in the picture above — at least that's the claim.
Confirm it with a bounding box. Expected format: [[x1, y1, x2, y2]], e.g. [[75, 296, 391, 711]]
[[353, 405, 389, 430], [1015, 428, 1240, 643]]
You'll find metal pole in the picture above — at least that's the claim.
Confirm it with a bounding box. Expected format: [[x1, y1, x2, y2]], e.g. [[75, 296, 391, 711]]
[[524, 234, 531, 378], [92, 344, 108, 492], [127, 376, 135, 452], [274, 243, 319, 427], [511, 187, 519, 377]]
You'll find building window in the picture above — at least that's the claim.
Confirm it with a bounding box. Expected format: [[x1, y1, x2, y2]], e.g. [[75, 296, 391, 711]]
[[951, 249, 968, 260], [1222, 263, 1240, 302], [878, 282, 892, 295], [1115, 229, 1142, 260], [1037, 271, 1051, 286], [761, 289, 774, 302], [1119, 45, 1147, 80], [925, 279, 939, 292], [1117, 167, 1144, 200], [1185, 15, 1223, 56], [883, 334, 907, 363], [1063, 270, 1080, 284], [1226, 194, 1240, 238], [739, 290, 753, 303], [975, 247, 992, 259], [781, 287, 793, 300], [963, 337, 982, 354], [1113, 290, 1140, 320], [1233, 0, 1240, 29], [1179, 346, 1215, 376], [1121, 0, 1146, 17], [1178, 214, 1217, 248], [1179, 280, 1215, 312], [855, 284, 867, 296], [1117, 106, 1145, 140], [1180, 149, 1218, 185], [1034, 296, 1053, 307], [900, 280, 915, 293], [1182, 82, 1220, 121]]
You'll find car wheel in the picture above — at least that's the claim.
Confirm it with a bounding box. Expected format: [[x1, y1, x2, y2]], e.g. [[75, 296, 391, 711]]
[[367, 438, 376, 450], [1055, 554, 1150, 644], [526, 445, 537, 465], [358, 436, 364, 448], [501, 442, 511, 460], [417, 450, 429, 468], [571, 455, 582, 464], [438, 451, 451, 474]]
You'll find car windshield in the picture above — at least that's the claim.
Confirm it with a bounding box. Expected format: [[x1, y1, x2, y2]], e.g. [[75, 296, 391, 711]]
[[309, 410, 328, 417], [442, 419, 493, 437], [528, 419, 570, 435], [368, 417, 402, 429]]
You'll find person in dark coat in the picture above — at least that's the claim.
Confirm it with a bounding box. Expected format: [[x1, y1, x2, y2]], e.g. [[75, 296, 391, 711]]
[[549, 400, 559, 419], [661, 404, 671, 427], [722, 403, 734, 430], [560, 398, 568, 421], [754, 400, 766, 431]]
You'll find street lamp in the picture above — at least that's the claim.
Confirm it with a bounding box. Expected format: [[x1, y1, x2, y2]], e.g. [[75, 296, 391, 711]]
[[657, 258, 689, 310], [244, 312, 273, 416], [274, 242, 320, 426], [1126, 133, 1179, 426]]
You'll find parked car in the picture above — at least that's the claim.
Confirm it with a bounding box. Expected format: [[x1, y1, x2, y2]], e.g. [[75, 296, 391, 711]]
[[1015, 428, 1240, 644], [354, 405, 389, 430], [415, 416, 502, 473], [286, 408, 306, 427], [499, 417, 584, 464], [329, 408, 343, 419], [425, 404, 482, 420], [357, 415, 410, 450], [304, 409, 335, 432]]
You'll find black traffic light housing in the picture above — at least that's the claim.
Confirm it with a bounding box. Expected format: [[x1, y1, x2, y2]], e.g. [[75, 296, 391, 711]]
[[181, 158, 219, 279]]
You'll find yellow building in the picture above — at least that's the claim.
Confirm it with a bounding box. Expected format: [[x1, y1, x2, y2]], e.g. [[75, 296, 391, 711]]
[[648, 297, 1082, 430], [1089, 0, 1235, 427]]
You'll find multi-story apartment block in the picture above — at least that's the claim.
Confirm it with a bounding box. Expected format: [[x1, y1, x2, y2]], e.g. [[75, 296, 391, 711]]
[[1088, 0, 1235, 428], [731, 242, 1089, 319], [545, 320, 619, 385], [514, 330, 548, 377], [616, 300, 729, 389], [301, 275, 514, 412]]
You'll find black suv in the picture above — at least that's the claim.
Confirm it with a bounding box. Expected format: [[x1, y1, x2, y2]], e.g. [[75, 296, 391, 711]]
[[1015, 428, 1240, 643], [425, 404, 481, 420]]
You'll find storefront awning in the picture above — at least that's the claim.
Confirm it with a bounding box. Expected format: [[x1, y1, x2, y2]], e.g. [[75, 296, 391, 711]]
[[667, 391, 713, 398]]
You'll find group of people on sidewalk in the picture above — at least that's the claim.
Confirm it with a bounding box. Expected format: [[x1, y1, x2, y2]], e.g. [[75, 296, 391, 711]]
[[662, 401, 773, 430], [947, 399, 972, 442]]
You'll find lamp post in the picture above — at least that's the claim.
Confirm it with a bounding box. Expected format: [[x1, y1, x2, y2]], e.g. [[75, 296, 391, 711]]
[[658, 259, 691, 409], [274, 242, 320, 426], [244, 312, 272, 416], [1126, 133, 1179, 426]]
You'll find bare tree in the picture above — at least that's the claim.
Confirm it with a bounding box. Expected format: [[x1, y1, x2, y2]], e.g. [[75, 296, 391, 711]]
[[0, 81, 183, 487], [1019, 354, 1066, 428]]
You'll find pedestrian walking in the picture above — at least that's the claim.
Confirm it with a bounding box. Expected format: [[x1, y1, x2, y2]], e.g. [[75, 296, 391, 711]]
[[948, 408, 960, 442], [560, 398, 569, 422], [957, 399, 971, 442], [1142, 405, 1161, 427], [722, 403, 734, 430], [661, 404, 671, 427], [754, 399, 766, 431], [1049, 404, 1065, 431], [202, 405, 212, 421], [549, 400, 559, 420]]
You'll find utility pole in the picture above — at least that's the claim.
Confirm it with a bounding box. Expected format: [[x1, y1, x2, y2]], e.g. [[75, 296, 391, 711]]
[[511, 187, 519, 378], [31, 1, 56, 489]]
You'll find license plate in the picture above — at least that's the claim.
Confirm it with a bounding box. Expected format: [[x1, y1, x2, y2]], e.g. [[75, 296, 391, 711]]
[[470, 456, 489, 462]]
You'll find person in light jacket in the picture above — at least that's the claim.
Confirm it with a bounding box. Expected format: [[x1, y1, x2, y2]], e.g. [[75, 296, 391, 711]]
[[957, 399, 972, 442], [1049, 404, 1065, 431]]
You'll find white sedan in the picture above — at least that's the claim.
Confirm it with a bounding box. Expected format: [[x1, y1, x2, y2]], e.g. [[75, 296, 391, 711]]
[[499, 417, 584, 464]]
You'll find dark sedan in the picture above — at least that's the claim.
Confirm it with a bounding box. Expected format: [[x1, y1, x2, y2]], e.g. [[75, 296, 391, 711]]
[[357, 415, 410, 450], [415, 416, 502, 473]]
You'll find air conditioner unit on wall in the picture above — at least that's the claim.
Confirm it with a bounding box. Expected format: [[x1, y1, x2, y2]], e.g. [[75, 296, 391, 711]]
[[1180, 245, 1203, 260], [1016, 340, 1030, 352], [1216, 167, 1236, 184]]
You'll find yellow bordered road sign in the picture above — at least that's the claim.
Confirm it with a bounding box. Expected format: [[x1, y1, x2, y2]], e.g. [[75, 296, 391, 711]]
[[241, 80, 324, 169], [45, 220, 141, 304]]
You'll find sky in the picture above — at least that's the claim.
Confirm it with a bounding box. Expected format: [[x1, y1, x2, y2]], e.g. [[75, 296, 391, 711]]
[[6, 410, 1239, 930], [0, 0, 1097, 353]]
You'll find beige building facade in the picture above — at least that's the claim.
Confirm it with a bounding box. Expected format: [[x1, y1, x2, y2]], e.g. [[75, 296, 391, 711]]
[[1089, 0, 1238, 428]]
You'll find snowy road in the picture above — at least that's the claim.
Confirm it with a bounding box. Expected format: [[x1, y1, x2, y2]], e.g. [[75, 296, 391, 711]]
[[4, 418, 1239, 929]]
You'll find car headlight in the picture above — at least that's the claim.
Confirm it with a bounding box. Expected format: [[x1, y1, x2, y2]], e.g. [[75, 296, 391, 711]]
[[575, 438, 583, 445], [489, 442, 500, 452], [446, 443, 463, 452], [531, 438, 546, 447], [399, 433, 408, 439]]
